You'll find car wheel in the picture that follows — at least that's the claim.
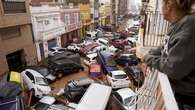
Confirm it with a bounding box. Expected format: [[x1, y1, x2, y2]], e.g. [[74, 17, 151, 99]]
[[57, 73, 63, 79], [81, 67, 84, 71]]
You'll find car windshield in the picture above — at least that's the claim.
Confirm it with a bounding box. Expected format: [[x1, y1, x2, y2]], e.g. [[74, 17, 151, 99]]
[[124, 97, 134, 106], [58, 49, 66, 52], [35, 77, 48, 86], [35, 68, 49, 76], [49, 48, 55, 52], [114, 74, 127, 79]]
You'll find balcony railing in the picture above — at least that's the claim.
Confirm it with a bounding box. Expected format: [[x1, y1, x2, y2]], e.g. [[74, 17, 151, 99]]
[[2, 0, 26, 14], [141, 11, 169, 47], [129, 68, 178, 110]]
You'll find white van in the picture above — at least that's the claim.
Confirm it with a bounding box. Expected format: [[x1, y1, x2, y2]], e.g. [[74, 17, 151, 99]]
[[76, 83, 112, 110]]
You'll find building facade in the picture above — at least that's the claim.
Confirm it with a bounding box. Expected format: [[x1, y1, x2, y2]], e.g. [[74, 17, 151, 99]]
[[90, 0, 100, 29], [30, 4, 65, 61], [99, 1, 112, 26], [0, 0, 37, 75], [118, 0, 128, 16], [79, 3, 91, 38], [60, 6, 81, 47]]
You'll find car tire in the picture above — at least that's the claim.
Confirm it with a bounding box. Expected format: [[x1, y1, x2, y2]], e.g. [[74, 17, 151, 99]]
[[81, 67, 84, 71], [57, 73, 63, 79]]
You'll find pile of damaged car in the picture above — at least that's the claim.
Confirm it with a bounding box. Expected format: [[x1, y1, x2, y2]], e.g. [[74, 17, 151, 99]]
[[0, 18, 145, 110]]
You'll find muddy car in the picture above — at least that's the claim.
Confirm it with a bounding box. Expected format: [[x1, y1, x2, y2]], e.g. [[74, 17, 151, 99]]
[[48, 59, 84, 78], [115, 54, 138, 66], [124, 66, 144, 87], [63, 78, 95, 103], [97, 51, 118, 74]]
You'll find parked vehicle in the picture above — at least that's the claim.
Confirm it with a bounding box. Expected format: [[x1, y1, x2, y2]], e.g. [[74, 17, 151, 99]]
[[96, 38, 109, 46], [83, 53, 97, 66], [89, 64, 102, 78], [107, 70, 130, 89], [0, 96, 25, 110], [49, 51, 81, 64], [125, 37, 137, 47], [112, 88, 136, 110], [25, 66, 56, 83], [86, 31, 98, 40], [67, 44, 82, 52], [31, 96, 55, 110], [48, 46, 66, 56], [110, 39, 127, 49], [21, 69, 51, 98], [31, 96, 75, 110], [64, 78, 95, 103], [76, 83, 112, 110], [97, 51, 118, 74], [48, 59, 84, 78], [115, 54, 138, 66], [124, 66, 144, 87], [80, 43, 98, 56]]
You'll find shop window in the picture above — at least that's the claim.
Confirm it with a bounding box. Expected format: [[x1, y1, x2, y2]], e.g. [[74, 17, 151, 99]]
[[0, 26, 21, 40]]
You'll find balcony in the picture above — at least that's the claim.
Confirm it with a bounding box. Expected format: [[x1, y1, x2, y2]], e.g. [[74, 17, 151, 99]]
[[137, 11, 169, 58], [131, 68, 178, 110]]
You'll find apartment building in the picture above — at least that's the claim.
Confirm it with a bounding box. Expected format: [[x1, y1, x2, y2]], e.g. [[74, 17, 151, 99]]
[[118, 0, 128, 16], [0, 0, 37, 75], [60, 6, 81, 47], [30, 4, 65, 61]]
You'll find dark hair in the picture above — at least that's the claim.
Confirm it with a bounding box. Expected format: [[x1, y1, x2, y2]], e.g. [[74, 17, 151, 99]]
[[175, 0, 194, 12]]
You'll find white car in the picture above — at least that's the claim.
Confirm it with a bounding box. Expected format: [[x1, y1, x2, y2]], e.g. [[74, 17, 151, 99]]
[[88, 45, 107, 54], [96, 38, 109, 46], [48, 46, 66, 56], [67, 44, 81, 52], [83, 53, 97, 66], [108, 45, 118, 53], [107, 70, 130, 89], [21, 69, 51, 98], [113, 88, 136, 110], [86, 31, 98, 40]]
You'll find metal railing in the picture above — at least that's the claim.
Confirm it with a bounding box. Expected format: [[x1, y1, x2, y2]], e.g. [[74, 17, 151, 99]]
[[142, 11, 169, 47], [129, 68, 178, 110]]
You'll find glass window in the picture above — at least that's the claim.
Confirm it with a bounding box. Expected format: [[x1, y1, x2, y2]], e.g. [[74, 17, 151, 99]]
[[114, 74, 127, 79], [35, 77, 48, 86], [114, 92, 123, 103], [25, 71, 34, 82]]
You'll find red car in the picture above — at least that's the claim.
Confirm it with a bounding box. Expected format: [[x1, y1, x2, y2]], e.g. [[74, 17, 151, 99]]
[[89, 64, 102, 79], [110, 39, 128, 49]]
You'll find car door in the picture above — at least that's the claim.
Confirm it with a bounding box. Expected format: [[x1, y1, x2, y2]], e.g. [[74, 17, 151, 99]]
[[25, 71, 35, 89]]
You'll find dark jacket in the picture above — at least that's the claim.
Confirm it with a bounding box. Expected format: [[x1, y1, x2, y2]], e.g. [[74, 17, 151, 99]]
[[144, 13, 195, 96]]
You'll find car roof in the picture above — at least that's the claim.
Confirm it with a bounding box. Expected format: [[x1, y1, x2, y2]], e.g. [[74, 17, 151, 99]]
[[116, 88, 136, 100], [86, 53, 97, 58], [24, 69, 44, 77], [111, 70, 127, 76]]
